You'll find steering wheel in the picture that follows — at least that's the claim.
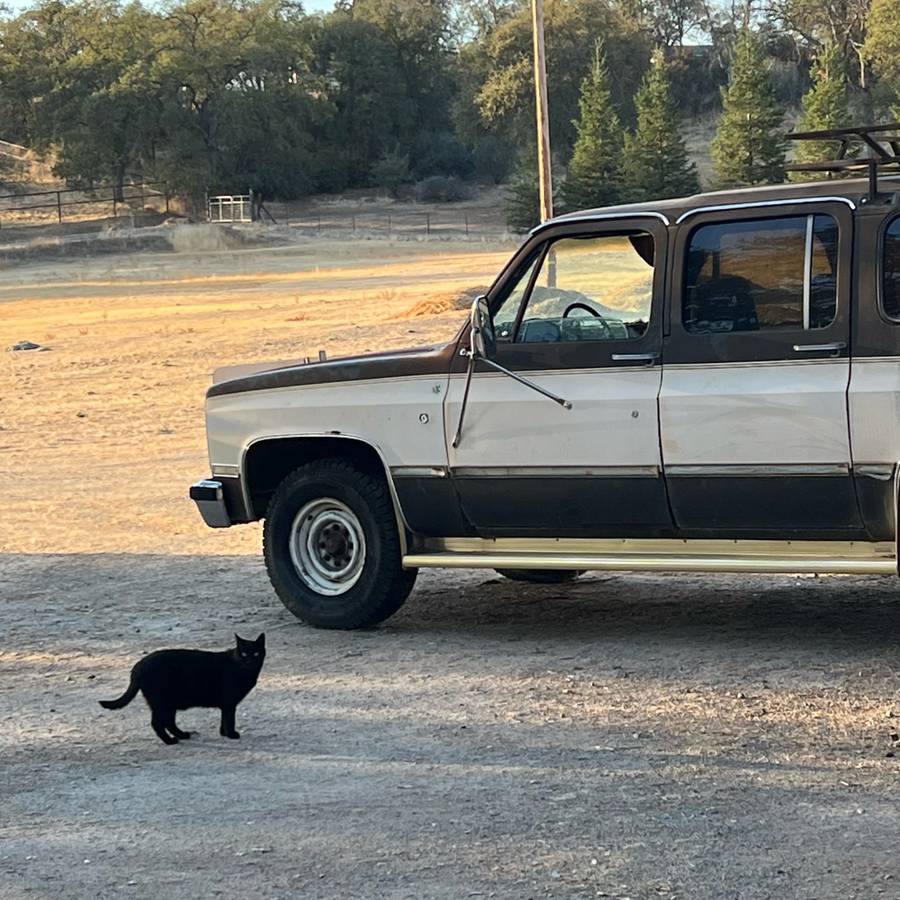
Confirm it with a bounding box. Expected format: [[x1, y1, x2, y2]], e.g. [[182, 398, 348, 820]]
[[562, 301, 613, 338], [563, 301, 601, 318]]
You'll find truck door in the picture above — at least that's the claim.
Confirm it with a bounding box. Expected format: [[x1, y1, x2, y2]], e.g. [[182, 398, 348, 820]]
[[444, 216, 673, 537], [659, 201, 862, 536]]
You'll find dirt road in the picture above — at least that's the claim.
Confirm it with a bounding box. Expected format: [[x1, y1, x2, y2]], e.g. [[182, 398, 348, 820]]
[[2, 234, 900, 899]]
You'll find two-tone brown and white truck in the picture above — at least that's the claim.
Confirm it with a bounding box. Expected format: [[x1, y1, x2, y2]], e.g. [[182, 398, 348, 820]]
[[192, 125, 900, 629]]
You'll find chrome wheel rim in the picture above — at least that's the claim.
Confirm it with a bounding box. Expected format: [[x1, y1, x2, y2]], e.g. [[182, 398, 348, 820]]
[[289, 498, 366, 596]]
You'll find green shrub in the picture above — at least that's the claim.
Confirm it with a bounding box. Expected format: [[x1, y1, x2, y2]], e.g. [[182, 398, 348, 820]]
[[415, 175, 471, 203]]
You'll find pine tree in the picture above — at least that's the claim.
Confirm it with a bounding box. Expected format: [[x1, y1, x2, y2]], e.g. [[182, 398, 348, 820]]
[[789, 43, 851, 181], [865, 0, 900, 89], [371, 146, 411, 197], [505, 151, 541, 232], [559, 42, 624, 212], [622, 49, 700, 202], [711, 29, 786, 188]]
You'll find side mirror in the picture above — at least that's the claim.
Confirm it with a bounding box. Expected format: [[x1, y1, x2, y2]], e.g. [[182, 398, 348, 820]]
[[469, 295, 495, 358]]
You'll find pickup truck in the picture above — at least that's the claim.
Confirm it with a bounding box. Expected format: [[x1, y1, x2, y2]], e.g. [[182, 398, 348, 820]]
[[191, 160, 900, 629]]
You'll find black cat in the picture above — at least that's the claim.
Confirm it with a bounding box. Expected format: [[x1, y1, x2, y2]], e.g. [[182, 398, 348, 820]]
[[99, 633, 266, 745]]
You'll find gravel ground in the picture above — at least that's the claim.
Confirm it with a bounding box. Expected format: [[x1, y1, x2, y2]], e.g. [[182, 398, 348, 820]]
[[3, 237, 900, 899], [4, 560, 900, 899]]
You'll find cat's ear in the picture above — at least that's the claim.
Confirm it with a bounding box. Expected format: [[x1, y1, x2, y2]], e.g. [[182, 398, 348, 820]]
[[256, 633, 266, 646], [234, 633, 243, 646]]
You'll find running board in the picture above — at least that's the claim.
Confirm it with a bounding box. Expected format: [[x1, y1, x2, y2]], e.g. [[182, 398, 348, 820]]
[[403, 538, 897, 576]]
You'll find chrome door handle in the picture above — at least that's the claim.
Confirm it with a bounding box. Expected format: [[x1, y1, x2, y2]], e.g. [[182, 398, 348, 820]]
[[611, 353, 659, 365], [792, 342, 846, 354]]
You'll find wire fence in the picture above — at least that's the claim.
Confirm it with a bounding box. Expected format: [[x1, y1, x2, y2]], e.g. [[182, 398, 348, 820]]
[[262, 203, 515, 240], [0, 184, 517, 241], [0, 181, 170, 228]]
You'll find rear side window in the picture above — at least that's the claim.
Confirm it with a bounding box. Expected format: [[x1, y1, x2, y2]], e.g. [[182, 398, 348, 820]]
[[883, 217, 900, 321], [683, 215, 838, 334]]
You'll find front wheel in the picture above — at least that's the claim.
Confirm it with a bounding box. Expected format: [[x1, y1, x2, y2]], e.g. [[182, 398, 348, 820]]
[[495, 569, 584, 584], [263, 460, 417, 629]]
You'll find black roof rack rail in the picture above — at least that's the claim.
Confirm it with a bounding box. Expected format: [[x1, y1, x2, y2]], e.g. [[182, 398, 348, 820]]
[[786, 123, 900, 202]]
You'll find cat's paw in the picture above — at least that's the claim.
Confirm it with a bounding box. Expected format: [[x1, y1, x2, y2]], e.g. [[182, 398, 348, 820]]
[[224, 731, 240, 740]]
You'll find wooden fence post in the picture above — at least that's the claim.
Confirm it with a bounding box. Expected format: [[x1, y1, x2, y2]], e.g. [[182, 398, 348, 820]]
[[56, 191, 62, 223]]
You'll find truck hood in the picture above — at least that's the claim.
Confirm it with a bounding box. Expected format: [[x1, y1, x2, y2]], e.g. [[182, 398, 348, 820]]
[[207, 341, 458, 399]]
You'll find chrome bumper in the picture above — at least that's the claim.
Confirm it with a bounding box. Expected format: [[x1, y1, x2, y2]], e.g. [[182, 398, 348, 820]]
[[190, 479, 232, 528]]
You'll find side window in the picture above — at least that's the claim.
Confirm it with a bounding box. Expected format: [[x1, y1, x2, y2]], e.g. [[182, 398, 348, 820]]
[[493, 232, 655, 344], [683, 215, 838, 334], [883, 217, 900, 321]]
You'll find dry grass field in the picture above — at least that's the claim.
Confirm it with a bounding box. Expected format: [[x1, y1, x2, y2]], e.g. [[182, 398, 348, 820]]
[[0, 231, 511, 554], [3, 229, 900, 899]]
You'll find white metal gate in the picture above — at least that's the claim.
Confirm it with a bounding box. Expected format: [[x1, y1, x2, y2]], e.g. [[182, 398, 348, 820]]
[[208, 194, 252, 223]]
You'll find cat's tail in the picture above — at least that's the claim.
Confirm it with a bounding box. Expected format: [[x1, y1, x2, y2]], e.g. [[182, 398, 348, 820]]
[[99, 675, 139, 710]]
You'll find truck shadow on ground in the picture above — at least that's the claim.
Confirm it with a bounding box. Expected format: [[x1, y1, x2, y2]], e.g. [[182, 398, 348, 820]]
[[3, 552, 900, 658], [398, 568, 900, 655]]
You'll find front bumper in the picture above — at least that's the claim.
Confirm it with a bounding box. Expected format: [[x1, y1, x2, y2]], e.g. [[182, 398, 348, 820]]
[[190, 479, 233, 528]]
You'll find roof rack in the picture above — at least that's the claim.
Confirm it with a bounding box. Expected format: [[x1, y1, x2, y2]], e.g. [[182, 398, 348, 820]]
[[786, 123, 900, 202]]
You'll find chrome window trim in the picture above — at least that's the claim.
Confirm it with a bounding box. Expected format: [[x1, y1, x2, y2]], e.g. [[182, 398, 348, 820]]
[[675, 196, 856, 225], [529, 210, 671, 235], [450, 465, 660, 478], [449, 364, 657, 378], [803, 214, 814, 330], [879, 214, 900, 324], [848, 355, 900, 364], [664, 358, 840, 369], [449, 357, 844, 376], [680, 208, 841, 340], [666, 464, 849, 476]]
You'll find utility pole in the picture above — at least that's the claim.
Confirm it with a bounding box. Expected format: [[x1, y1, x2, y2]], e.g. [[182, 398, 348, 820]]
[[531, 0, 553, 222]]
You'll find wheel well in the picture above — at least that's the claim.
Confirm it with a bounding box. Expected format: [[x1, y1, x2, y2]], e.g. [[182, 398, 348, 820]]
[[243, 437, 390, 519]]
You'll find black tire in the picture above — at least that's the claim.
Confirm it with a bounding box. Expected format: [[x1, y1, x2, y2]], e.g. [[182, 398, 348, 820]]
[[263, 459, 417, 629], [495, 568, 584, 584]]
